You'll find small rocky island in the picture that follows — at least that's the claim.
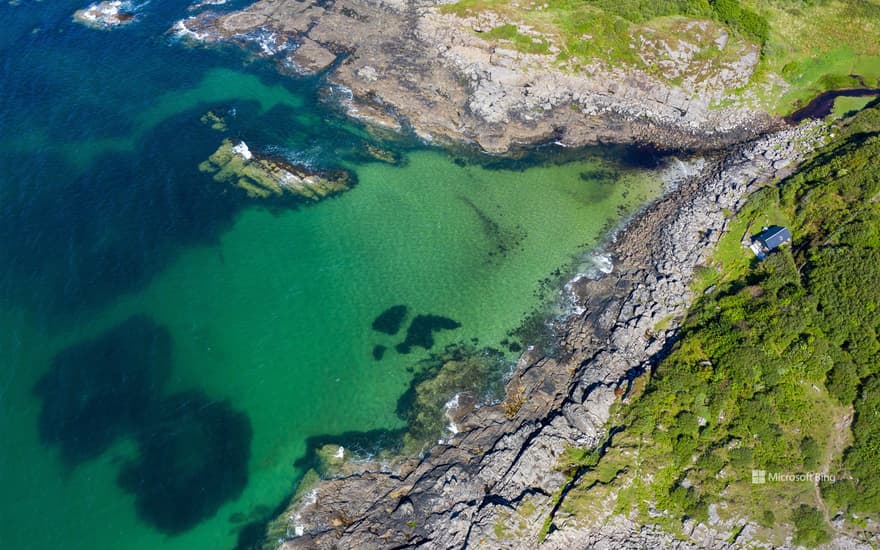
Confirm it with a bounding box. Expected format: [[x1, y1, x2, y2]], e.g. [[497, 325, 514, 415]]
[[73, 1, 137, 29], [198, 139, 353, 201]]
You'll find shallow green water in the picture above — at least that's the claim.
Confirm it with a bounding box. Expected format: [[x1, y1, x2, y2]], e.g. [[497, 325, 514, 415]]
[[0, 2, 664, 548]]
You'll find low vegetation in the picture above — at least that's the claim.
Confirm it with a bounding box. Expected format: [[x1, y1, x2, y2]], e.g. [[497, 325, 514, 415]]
[[553, 104, 880, 546], [440, 0, 880, 115]]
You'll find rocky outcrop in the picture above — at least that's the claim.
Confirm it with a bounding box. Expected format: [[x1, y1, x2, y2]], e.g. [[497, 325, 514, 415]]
[[199, 139, 353, 201], [262, 122, 828, 548], [73, 1, 138, 28], [173, 0, 778, 154]]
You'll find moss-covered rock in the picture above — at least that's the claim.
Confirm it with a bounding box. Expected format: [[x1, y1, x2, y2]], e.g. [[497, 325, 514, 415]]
[[199, 139, 353, 201]]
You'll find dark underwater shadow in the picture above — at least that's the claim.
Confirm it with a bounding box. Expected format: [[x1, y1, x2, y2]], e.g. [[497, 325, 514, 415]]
[[32, 314, 173, 467], [117, 390, 253, 536], [448, 141, 667, 172], [0, 110, 243, 326], [33, 314, 254, 536]]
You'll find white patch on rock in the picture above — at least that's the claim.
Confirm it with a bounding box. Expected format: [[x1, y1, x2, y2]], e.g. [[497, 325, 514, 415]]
[[357, 66, 379, 82], [231, 141, 253, 160]]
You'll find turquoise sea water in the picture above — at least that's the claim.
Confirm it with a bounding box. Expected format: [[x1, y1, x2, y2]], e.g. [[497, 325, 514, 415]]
[[0, 1, 664, 548]]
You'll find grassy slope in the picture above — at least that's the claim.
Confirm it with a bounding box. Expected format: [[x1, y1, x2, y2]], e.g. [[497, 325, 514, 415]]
[[551, 103, 880, 547], [440, 0, 880, 115]]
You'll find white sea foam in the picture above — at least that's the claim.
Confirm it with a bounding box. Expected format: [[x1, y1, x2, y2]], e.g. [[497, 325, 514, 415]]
[[236, 28, 289, 56], [170, 19, 211, 41], [333, 446, 345, 459], [443, 393, 461, 436], [562, 252, 614, 314], [231, 141, 252, 160], [291, 513, 305, 537], [593, 253, 614, 274], [263, 144, 320, 170], [567, 252, 614, 287], [187, 0, 227, 11]]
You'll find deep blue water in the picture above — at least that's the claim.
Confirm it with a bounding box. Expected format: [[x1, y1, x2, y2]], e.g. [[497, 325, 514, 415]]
[[0, 0, 371, 322]]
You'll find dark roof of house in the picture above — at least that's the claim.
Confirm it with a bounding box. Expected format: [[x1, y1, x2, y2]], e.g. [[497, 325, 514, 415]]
[[756, 226, 792, 250]]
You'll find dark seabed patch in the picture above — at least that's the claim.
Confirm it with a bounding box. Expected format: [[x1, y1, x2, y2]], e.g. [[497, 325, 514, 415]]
[[117, 391, 252, 535], [0, 113, 241, 322], [371, 305, 409, 335], [579, 167, 619, 182], [395, 314, 462, 354], [0, 89, 365, 323], [33, 315, 172, 467], [458, 196, 526, 262], [499, 338, 523, 353], [372, 344, 387, 361]]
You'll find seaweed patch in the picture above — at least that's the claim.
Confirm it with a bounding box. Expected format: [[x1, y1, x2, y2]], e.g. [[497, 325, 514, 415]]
[[117, 390, 252, 535], [34, 314, 253, 536], [395, 314, 461, 354], [371, 305, 408, 335], [33, 315, 172, 466]]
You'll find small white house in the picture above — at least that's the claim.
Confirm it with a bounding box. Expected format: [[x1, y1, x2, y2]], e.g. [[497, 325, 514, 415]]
[[749, 226, 792, 259]]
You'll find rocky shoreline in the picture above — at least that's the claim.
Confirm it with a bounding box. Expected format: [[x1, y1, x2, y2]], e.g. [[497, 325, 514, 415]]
[[257, 121, 831, 549], [173, 0, 779, 155]]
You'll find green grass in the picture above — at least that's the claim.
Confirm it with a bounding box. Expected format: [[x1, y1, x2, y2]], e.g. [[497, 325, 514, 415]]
[[832, 95, 879, 120], [484, 24, 551, 54]]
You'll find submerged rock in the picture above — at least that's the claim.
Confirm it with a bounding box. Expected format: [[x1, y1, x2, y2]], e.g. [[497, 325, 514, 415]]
[[199, 139, 353, 201], [314, 444, 351, 477], [396, 347, 508, 451], [364, 143, 403, 165], [200, 110, 228, 131], [73, 1, 137, 29]]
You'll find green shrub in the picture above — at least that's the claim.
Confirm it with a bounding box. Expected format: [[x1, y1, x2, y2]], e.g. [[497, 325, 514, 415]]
[[791, 505, 830, 547], [710, 0, 769, 44], [800, 437, 821, 470]]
